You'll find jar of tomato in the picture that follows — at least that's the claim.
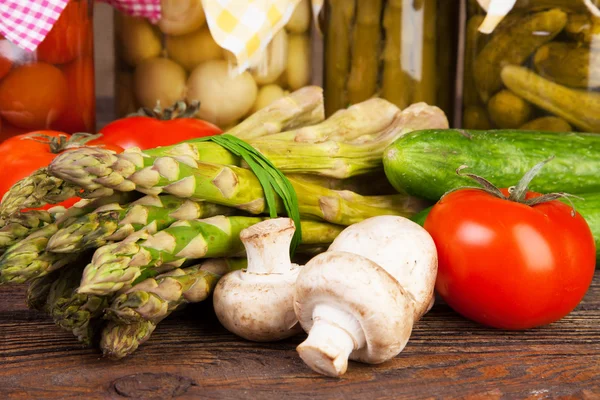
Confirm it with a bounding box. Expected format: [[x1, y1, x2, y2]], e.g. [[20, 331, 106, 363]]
[[114, 0, 314, 129], [0, 0, 95, 140]]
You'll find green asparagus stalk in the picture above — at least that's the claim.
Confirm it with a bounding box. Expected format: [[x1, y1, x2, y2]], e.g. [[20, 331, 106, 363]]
[[26, 270, 60, 312], [285, 173, 397, 196], [256, 98, 400, 144], [225, 86, 325, 140], [52, 291, 110, 345], [105, 263, 223, 325], [250, 103, 449, 178], [0, 209, 55, 251], [77, 216, 263, 296], [0, 194, 134, 284], [0, 169, 82, 218], [49, 148, 427, 224], [47, 195, 232, 253], [346, 0, 383, 105], [101, 320, 156, 360], [324, 0, 356, 116]]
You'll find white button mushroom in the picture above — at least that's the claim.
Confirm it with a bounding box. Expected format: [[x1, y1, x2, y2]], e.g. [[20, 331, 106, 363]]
[[294, 216, 438, 377], [294, 251, 415, 377], [212, 218, 302, 342], [327, 216, 438, 319]]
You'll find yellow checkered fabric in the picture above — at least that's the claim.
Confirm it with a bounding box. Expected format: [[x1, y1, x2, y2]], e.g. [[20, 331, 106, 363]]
[[202, 0, 302, 72]]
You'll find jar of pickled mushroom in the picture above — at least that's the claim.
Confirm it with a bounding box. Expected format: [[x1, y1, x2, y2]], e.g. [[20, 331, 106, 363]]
[[322, 0, 460, 122], [462, 0, 600, 132], [114, 0, 314, 129], [0, 0, 95, 140]]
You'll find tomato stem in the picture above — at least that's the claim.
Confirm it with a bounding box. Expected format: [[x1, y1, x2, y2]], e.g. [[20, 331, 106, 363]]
[[22, 132, 104, 154], [448, 157, 579, 215], [131, 101, 201, 120]]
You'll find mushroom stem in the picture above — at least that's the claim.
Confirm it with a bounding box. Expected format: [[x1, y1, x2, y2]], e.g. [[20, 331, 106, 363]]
[[241, 218, 295, 275], [297, 304, 366, 377]]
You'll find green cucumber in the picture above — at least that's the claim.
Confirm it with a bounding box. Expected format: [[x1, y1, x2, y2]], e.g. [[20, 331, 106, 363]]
[[410, 195, 600, 260], [383, 129, 600, 201]]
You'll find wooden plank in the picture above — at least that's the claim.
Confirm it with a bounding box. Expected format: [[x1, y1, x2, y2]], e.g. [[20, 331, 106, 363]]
[[1, 276, 600, 399]]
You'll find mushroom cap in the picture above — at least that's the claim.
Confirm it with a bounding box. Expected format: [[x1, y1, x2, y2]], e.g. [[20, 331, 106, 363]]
[[328, 216, 437, 319], [213, 267, 302, 342], [294, 251, 415, 365]]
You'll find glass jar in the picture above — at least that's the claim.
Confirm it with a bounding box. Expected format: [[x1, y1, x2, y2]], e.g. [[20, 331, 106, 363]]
[[462, 0, 600, 132], [322, 0, 460, 122], [114, 0, 314, 129], [0, 0, 95, 140]]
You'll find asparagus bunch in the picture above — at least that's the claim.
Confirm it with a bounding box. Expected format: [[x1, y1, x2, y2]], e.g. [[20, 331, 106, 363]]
[[0, 209, 56, 251], [101, 259, 245, 359]]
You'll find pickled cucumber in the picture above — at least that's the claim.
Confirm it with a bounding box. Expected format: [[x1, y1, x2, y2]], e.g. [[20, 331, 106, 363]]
[[463, 15, 486, 107], [346, 0, 383, 105], [519, 116, 573, 132], [501, 65, 600, 132], [382, 0, 410, 109], [473, 8, 567, 102], [487, 90, 533, 129], [285, 34, 311, 90], [324, 0, 356, 116], [165, 27, 222, 71], [133, 58, 187, 109], [158, 0, 206, 36], [117, 15, 162, 68], [286, 0, 311, 34], [463, 105, 492, 130], [534, 42, 600, 89]]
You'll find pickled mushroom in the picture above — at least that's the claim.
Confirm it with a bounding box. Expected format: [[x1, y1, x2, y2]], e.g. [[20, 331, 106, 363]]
[[285, 34, 311, 90], [187, 60, 258, 126], [286, 0, 311, 34], [158, 0, 206, 36], [133, 58, 187, 109], [117, 15, 162, 68], [251, 30, 288, 85], [166, 27, 223, 71], [251, 84, 286, 113]]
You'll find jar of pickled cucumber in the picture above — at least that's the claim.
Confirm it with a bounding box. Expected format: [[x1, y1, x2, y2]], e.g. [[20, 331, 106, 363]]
[[322, 0, 460, 121], [462, 0, 600, 132], [0, 0, 95, 139], [115, 0, 314, 129]]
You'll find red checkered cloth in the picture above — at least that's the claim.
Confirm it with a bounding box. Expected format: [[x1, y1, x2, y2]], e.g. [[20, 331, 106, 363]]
[[0, 0, 161, 52]]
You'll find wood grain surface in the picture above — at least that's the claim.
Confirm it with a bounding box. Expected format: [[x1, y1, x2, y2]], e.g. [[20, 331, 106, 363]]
[[1, 274, 600, 400]]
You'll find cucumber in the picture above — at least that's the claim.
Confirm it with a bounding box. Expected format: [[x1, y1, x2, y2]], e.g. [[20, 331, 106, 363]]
[[410, 194, 600, 261], [383, 129, 600, 201]]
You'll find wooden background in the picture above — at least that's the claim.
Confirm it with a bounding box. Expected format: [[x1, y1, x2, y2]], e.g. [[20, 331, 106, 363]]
[[2, 274, 600, 399]]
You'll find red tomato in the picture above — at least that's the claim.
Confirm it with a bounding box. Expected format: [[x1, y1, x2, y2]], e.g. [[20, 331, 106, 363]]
[[51, 57, 95, 132], [99, 113, 222, 150], [0, 131, 123, 209], [0, 63, 68, 129], [424, 188, 596, 330], [37, 0, 91, 64]]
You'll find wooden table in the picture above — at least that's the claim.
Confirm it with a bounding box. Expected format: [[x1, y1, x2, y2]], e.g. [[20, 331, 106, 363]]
[[2, 273, 600, 400]]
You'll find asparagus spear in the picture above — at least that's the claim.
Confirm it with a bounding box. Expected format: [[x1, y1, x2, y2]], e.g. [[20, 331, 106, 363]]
[[0, 210, 55, 251], [78, 216, 263, 296], [285, 173, 397, 196], [256, 98, 400, 144], [101, 320, 156, 360], [47, 195, 232, 253], [26, 270, 60, 312], [52, 291, 110, 345], [346, 0, 383, 105], [0, 194, 134, 284], [324, 0, 356, 116], [105, 262, 223, 324]]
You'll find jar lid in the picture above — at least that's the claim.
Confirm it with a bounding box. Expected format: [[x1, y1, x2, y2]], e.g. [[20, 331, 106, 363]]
[[477, 0, 600, 33]]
